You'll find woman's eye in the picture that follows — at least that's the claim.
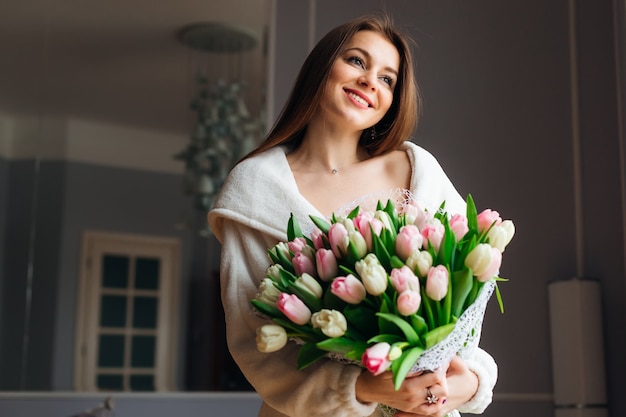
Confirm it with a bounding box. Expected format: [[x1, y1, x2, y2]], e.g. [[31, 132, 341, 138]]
[[347, 56, 365, 68], [380, 76, 394, 86]]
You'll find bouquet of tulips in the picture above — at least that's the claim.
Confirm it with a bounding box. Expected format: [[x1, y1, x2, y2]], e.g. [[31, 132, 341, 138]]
[[251, 195, 514, 390]]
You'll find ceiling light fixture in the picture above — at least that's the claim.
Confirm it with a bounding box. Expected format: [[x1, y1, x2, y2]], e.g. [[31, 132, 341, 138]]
[[174, 22, 266, 236]]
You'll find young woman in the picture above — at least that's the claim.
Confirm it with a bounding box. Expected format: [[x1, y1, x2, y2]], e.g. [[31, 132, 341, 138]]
[[209, 14, 497, 417]]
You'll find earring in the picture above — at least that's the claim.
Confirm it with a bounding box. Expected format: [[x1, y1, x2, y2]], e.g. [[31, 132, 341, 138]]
[[370, 126, 377, 141]]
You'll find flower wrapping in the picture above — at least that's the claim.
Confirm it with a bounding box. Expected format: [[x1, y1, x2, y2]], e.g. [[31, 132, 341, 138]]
[[251, 194, 514, 391]]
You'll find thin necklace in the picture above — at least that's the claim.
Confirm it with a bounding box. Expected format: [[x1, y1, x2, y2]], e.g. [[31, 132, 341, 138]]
[[331, 158, 363, 175]]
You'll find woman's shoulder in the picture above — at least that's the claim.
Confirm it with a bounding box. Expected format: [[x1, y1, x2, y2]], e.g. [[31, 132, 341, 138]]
[[225, 146, 288, 185], [233, 146, 286, 170], [399, 140, 438, 162], [399, 140, 448, 174]]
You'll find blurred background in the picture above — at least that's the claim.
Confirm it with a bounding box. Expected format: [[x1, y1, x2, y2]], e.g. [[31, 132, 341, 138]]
[[0, 0, 624, 416]]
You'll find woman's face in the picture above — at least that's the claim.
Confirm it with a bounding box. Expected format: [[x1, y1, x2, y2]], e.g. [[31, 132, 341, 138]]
[[319, 30, 400, 132]]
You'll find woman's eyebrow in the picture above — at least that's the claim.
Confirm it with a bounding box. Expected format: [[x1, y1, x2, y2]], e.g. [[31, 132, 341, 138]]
[[344, 47, 399, 76]]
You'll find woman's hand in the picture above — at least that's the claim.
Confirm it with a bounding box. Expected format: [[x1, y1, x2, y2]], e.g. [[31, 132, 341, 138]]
[[355, 367, 448, 415], [356, 356, 479, 417]]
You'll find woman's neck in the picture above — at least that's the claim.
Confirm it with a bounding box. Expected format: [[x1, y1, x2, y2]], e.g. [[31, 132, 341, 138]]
[[289, 123, 368, 175]]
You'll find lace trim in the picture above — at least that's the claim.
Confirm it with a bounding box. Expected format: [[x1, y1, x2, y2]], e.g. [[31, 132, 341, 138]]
[[410, 281, 494, 372], [377, 282, 494, 417], [333, 188, 415, 216], [302, 188, 415, 236]]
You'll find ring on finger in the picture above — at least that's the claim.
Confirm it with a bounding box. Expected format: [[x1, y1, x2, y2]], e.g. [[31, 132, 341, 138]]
[[426, 388, 438, 404]]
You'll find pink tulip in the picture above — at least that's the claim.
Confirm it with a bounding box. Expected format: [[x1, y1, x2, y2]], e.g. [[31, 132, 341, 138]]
[[315, 249, 338, 281], [328, 223, 349, 258], [292, 252, 316, 277], [288, 237, 308, 254], [477, 209, 502, 233], [402, 200, 430, 228], [395, 225, 423, 260], [449, 214, 469, 241], [397, 290, 421, 316], [390, 266, 420, 293], [310, 227, 326, 250], [353, 212, 384, 250], [277, 293, 311, 325], [477, 247, 502, 282], [362, 342, 392, 375], [426, 265, 449, 301], [421, 220, 444, 252], [331, 275, 367, 304]]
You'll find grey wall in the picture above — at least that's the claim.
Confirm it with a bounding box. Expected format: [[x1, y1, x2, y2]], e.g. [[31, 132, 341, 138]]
[[0, 160, 39, 390], [0, 156, 7, 385], [0, 159, 223, 391]]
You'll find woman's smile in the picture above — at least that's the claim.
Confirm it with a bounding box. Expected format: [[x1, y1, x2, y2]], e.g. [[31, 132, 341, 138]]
[[345, 89, 372, 108]]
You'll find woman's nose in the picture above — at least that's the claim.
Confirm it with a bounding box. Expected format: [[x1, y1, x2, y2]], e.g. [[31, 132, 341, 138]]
[[358, 72, 377, 90]]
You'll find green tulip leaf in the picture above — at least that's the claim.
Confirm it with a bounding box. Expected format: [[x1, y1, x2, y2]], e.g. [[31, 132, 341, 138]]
[[309, 215, 331, 234], [383, 199, 400, 230], [368, 334, 404, 344], [316, 337, 355, 353], [297, 342, 328, 370], [409, 314, 428, 338], [393, 346, 424, 390], [381, 227, 396, 255], [268, 249, 280, 265], [466, 194, 478, 232], [344, 305, 379, 339], [288, 283, 323, 312], [495, 278, 506, 313], [376, 313, 420, 345], [275, 249, 295, 274], [250, 299, 283, 318], [279, 268, 298, 285], [272, 318, 318, 341], [339, 265, 357, 276], [347, 205, 361, 219], [437, 217, 456, 267], [372, 232, 392, 270], [425, 323, 455, 348], [451, 268, 473, 317], [377, 299, 398, 335], [347, 240, 363, 263], [287, 213, 303, 241], [420, 286, 436, 329], [322, 288, 347, 311], [344, 342, 369, 362], [390, 255, 405, 269]]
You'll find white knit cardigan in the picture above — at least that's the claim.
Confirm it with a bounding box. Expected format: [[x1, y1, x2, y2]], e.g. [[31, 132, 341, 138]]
[[208, 141, 497, 417]]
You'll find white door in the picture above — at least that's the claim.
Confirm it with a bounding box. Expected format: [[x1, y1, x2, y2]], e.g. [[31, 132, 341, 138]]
[[74, 231, 180, 391]]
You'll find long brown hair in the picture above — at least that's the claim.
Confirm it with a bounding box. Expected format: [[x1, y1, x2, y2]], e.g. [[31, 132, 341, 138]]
[[243, 13, 420, 161]]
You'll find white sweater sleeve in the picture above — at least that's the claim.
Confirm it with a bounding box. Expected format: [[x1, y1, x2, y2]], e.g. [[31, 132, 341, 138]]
[[457, 348, 498, 414], [217, 219, 378, 417]]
